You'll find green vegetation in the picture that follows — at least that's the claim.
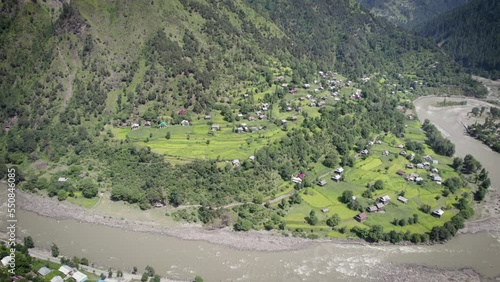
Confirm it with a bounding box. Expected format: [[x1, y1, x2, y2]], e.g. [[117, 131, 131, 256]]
[[359, 0, 472, 29], [434, 99, 467, 107], [0, 0, 491, 246], [417, 0, 500, 78], [467, 106, 500, 152]]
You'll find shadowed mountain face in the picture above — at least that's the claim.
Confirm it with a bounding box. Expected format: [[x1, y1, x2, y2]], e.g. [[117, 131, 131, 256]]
[[358, 0, 473, 29], [416, 0, 500, 78]]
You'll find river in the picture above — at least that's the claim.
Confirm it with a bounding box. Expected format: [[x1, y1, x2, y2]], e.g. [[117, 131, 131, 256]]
[[1, 96, 499, 281]]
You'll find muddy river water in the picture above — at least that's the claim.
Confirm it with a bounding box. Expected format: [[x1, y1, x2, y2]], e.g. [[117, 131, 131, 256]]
[[1, 96, 499, 281]]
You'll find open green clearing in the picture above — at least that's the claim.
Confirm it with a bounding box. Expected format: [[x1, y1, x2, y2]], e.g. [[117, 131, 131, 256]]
[[111, 87, 344, 161], [283, 119, 465, 239]]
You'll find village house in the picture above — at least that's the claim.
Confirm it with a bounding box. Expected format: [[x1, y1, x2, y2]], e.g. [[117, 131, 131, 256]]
[[249, 155, 256, 161], [281, 119, 287, 125], [259, 114, 267, 120], [211, 124, 220, 131], [408, 153, 415, 161], [317, 179, 327, 186], [50, 276, 64, 282], [376, 202, 385, 210], [180, 120, 190, 126], [432, 209, 444, 218], [249, 127, 258, 133], [281, 83, 288, 88], [290, 116, 298, 122], [360, 149, 369, 155], [366, 206, 378, 213], [397, 144, 405, 149], [144, 121, 151, 126], [153, 201, 165, 208], [58, 177, 68, 182], [37, 267, 51, 277], [382, 150, 390, 156], [303, 83, 310, 89], [400, 150, 407, 156], [235, 127, 244, 133], [416, 163, 424, 169], [397, 196, 409, 204], [131, 123, 140, 130], [431, 168, 439, 173], [331, 174, 341, 182], [397, 170, 405, 176], [355, 212, 368, 222], [299, 96, 305, 101], [289, 88, 298, 94], [433, 160, 439, 165], [1, 256, 11, 267], [178, 109, 187, 115], [334, 167, 344, 174], [291, 176, 302, 184], [415, 177, 424, 183], [321, 208, 329, 213], [375, 140, 382, 144], [424, 155, 433, 161], [378, 195, 391, 204], [159, 121, 167, 128], [204, 115, 211, 120], [406, 164, 414, 169], [286, 106, 293, 112], [232, 159, 241, 167], [58, 265, 73, 276], [248, 116, 255, 121], [72, 271, 88, 282]]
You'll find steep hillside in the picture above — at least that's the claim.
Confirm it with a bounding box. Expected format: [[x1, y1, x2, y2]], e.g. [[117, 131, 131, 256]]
[[417, 0, 500, 78], [0, 0, 485, 214], [358, 0, 473, 29]]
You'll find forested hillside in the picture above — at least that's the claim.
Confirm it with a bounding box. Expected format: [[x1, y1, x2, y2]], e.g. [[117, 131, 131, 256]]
[[417, 0, 500, 78], [0, 0, 487, 228], [358, 0, 473, 29]]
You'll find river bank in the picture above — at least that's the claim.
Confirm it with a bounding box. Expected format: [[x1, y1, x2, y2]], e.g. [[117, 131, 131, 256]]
[[16, 190, 316, 252], [413, 96, 500, 235]]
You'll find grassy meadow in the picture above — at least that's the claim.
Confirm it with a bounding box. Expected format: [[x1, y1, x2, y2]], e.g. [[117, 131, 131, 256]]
[[282, 119, 465, 239]]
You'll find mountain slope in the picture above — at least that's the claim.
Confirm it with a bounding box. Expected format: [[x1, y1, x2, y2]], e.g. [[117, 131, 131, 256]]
[[358, 0, 474, 29], [417, 0, 500, 78], [0, 0, 485, 211]]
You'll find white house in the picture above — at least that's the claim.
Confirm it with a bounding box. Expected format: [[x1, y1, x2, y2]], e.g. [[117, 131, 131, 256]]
[[37, 266, 51, 277], [1, 256, 11, 267], [180, 120, 190, 126], [432, 209, 444, 218], [72, 271, 88, 282], [58, 265, 73, 276], [334, 167, 344, 174], [131, 123, 140, 130], [58, 177, 68, 182], [50, 276, 64, 282]]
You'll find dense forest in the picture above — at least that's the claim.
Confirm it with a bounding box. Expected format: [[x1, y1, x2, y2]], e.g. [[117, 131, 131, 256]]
[[417, 0, 500, 78], [359, 0, 473, 28]]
